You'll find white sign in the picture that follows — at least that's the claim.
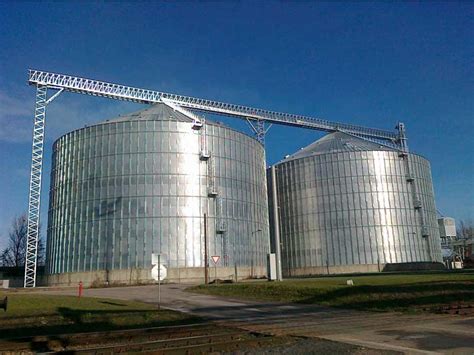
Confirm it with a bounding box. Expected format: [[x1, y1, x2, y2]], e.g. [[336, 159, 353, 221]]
[[211, 256, 220, 265], [151, 263, 167, 281]]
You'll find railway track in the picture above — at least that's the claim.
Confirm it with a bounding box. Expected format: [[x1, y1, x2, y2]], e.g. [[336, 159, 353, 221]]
[[3, 308, 469, 353], [219, 310, 449, 337], [0, 322, 292, 354], [429, 303, 474, 316]]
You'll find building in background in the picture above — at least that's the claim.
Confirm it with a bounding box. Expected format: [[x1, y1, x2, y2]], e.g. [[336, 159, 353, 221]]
[[439, 217, 474, 269], [45, 104, 269, 285], [438, 217, 457, 247], [269, 132, 443, 276]]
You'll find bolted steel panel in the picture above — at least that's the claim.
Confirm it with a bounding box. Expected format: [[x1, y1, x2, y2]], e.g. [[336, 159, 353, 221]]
[[46, 104, 270, 276], [271, 133, 442, 276]]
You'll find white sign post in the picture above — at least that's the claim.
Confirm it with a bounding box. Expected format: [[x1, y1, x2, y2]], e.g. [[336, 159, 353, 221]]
[[152, 253, 167, 309], [211, 256, 220, 284]]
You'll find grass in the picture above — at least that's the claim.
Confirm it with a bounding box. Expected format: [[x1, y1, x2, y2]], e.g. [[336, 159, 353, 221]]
[[189, 270, 474, 313], [0, 292, 200, 339]]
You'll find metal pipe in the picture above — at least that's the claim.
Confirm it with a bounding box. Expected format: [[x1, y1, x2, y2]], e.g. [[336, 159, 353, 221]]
[[271, 166, 283, 281]]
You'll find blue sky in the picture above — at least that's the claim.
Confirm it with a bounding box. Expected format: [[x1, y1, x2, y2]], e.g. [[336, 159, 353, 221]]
[[0, 2, 472, 250]]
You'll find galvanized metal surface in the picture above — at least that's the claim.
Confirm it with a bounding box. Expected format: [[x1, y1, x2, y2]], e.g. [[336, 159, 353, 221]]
[[46, 104, 269, 276], [27, 69, 407, 287], [272, 133, 442, 275], [28, 69, 402, 147]]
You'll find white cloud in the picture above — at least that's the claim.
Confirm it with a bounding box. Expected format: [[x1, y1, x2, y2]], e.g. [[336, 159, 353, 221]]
[[0, 89, 144, 251], [0, 78, 263, 145], [0, 91, 31, 116], [0, 89, 142, 144], [0, 91, 33, 142]]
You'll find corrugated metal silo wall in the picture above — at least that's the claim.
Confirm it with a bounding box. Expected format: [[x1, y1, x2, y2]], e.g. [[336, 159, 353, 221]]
[[45, 119, 269, 280], [272, 150, 442, 276]]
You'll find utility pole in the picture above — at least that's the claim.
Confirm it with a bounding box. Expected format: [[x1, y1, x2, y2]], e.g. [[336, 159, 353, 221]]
[[204, 213, 209, 285], [157, 254, 161, 310]]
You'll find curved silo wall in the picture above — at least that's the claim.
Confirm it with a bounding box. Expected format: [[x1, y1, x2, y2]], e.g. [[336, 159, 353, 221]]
[[45, 107, 269, 286], [271, 149, 442, 276]]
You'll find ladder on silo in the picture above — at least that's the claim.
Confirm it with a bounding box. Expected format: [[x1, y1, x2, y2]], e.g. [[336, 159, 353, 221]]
[[399, 134, 431, 259], [215, 196, 228, 265], [216, 197, 227, 234], [198, 122, 217, 198], [199, 119, 210, 161], [207, 158, 218, 197]]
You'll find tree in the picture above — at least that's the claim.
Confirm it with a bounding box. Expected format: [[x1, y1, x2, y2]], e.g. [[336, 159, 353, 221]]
[[0, 214, 45, 268], [457, 219, 474, 240]]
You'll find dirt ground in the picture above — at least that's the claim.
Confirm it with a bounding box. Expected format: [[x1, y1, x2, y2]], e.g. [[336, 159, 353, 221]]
[[28, 284, 474, 354]]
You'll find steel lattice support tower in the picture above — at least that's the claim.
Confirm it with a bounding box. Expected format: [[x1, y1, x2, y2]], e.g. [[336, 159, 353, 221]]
[[24, 85, 48, 287]]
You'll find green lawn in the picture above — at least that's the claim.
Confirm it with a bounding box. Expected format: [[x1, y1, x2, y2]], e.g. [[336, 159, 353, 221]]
[[189, 271, 474, 312], [0, 292, 200, 338]]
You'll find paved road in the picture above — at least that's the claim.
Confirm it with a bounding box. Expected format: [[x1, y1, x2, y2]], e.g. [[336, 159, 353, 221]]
[[34, 284, 474, 354]]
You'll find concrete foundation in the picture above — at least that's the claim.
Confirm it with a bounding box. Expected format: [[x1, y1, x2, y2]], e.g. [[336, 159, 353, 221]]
[[284, 264, 383, 277], [284, 262, 446, 277], [45, 266, 267, 287]]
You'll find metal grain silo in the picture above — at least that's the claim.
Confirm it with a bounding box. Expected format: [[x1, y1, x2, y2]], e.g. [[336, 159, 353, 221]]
[[269, 132, 442, 276], [45, 103, 269, 285]]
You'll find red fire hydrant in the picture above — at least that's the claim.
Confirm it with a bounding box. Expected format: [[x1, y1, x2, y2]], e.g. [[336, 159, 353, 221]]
[[78, 281, 83, 298]]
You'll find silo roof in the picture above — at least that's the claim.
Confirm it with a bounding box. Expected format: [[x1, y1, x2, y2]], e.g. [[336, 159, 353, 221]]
[[86, 102, 260, 143], [282, 131, 395, 162], [102, 102, 236, 130], [107, 103, 195, 123]]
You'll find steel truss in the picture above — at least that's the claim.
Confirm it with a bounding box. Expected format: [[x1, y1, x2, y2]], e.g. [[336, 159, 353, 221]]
[[24, 86, 47, 287], [24, 85, 62, 287], [28, 69, 404, 148], [246, 119, 271, 145], [24, 68, 407, 286]]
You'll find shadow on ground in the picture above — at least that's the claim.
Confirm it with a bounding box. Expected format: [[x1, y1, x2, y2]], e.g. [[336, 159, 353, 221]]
[[0, 307, 202, 343], [297, 281, 474, 311], [377, 328, 474, 352]]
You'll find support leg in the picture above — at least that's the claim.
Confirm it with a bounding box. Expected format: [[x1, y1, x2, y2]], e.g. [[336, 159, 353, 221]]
[[256, 119, 265, 145], [246, 118, 271, 146], [24, 85, 47, 287]]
